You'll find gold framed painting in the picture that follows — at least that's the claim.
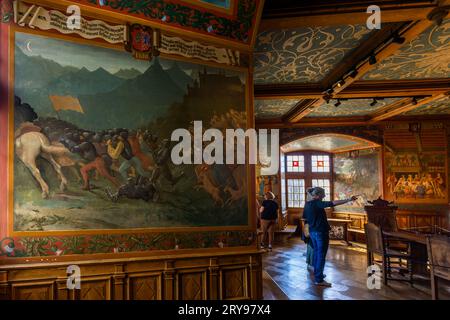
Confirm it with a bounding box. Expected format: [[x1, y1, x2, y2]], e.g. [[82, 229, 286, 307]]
[[7, 27, 255, 237]]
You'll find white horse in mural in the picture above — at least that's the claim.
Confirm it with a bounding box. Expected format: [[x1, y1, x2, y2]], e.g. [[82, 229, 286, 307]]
[[15, 130, 69, 199]]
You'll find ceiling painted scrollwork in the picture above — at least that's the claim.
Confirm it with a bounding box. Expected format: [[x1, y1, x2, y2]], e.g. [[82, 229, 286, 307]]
[[306, 98, 401, 118], [254, 99, 299, 118], [363, 19, 450, 80], [254, 24, 373, 84], [403, 95, 450, 115]]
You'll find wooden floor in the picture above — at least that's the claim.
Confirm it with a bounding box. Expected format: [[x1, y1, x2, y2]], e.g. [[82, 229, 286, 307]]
[[262, 238, 450, 300]]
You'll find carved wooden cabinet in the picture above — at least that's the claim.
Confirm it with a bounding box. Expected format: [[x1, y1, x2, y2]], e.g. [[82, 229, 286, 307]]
[[0, 249, 263, 300]]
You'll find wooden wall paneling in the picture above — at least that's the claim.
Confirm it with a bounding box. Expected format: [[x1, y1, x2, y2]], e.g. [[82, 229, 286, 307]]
[[78, 276, 112, 300], [176, 268, 208, 300], [111, 264, 125, 300], [127, 272, 162, 300], [220, 265, 249, 300], [0, 271, 9, 300], [0, 250, 263, 300], [250, 255, 263, 300], [208, 258, 220, 300], [11, 281, 55, 300], [163, 261, 175, 300]]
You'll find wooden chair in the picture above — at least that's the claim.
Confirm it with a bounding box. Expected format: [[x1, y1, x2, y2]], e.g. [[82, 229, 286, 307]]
[[364, 222, 414, 286], [364, 197, 398, 232], [426, 235, 450, 300], [365, 197, 409, 251]]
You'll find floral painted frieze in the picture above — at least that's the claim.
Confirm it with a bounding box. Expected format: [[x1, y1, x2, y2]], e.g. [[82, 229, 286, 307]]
[[0, 231, 256, 258], [71, 0, 260, 44]]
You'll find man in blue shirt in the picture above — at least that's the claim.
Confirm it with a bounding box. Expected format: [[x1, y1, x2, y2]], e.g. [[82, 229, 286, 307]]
[[303, 187, 357, 287]]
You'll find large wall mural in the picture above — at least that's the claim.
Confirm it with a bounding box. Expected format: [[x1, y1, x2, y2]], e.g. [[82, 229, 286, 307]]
[[71, 0, 260, 44], [307, 98, 401, 118], [254, 99, 299, 119], [12, 31, 249, 234], [333, 149, 381, 213], [363, 19, 450, 80], [384, 151, 447, 204], [403, 95, 450, 115], [254, 24, 373, 84]]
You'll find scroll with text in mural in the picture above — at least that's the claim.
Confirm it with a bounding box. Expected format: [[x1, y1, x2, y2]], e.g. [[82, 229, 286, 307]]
[[384, 151, 447, 203], [12, 32, 248, 232]]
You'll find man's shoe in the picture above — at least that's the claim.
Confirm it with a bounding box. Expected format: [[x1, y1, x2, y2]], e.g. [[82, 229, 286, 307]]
[[314, 280, 332, 287], [307, 265, 314, 271]]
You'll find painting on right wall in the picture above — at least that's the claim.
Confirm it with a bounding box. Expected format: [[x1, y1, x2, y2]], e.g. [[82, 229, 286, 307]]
[[384, 151, 447, 204], [333, 148, 382, 213]]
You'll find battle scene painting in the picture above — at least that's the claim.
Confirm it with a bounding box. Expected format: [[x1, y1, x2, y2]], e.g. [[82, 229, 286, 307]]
[[384, 151, 447, 203], [12, 32, 249, 232]]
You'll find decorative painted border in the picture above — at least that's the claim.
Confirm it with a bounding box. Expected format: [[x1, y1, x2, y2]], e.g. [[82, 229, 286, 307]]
[[72, 0, 260, 44], [0, 231, 256, 257]]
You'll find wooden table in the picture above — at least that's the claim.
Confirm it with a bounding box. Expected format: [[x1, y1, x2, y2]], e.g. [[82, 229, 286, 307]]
[[383, 230, 429, 277]]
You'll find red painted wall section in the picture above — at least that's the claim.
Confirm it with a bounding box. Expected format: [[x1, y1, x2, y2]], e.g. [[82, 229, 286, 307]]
[[0, 21, 9, 239]]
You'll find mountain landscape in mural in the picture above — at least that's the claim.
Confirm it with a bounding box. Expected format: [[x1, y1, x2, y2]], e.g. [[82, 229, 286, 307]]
[[13, 32, 248, 232]]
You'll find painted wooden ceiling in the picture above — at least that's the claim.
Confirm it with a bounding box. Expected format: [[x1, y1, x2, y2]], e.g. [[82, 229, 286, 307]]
[[281, 134, 379, 153], [403, 95, 450, 115], [253, 5, 449, 122], [254, 24, 373, 84], [254, 99, 298, 118], [363, 18, 450, 81], [306, 98, 402, 118]]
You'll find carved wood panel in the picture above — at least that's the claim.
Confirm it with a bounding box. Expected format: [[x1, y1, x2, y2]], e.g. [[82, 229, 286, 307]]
[[11, 282, 54, 300], [177, 270, 207, 300], [79, 278, 111, 300], [221, 267, 249, 300], [128, 273, 162, 300], [0, 250, 263, 300]]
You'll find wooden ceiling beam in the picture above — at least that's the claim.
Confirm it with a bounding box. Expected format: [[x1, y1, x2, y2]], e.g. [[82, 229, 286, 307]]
[[369, 94, 447, 122], [256, 116, 369, 129], [329, 19, 436, 96], [255, 113, 450, 129], [254, 79, 450, 99], [282, 99, 322, 123], [335, 79, 450, 98], [321, 22, 407, 90], [254, 83, 323, 99], [260, 2, 439, 30]]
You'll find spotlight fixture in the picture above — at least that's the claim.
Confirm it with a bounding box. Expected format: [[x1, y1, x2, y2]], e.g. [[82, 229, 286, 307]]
[[392, 32, 406, 44], [334, 99, 342, 107], [349, 69, 358, 79], [336, 79, 345, 88], [369, 54, 377, 65], [325, 88, 334, 95], [412, 97, 418, 105], [370, 98, 378, 107]]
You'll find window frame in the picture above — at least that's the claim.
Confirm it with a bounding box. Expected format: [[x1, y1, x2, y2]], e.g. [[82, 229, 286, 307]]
[[282, 150, 333, 209]]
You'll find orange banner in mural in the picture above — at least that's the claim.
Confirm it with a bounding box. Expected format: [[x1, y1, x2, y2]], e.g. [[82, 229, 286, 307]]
[[49, 95, 84, 114]]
